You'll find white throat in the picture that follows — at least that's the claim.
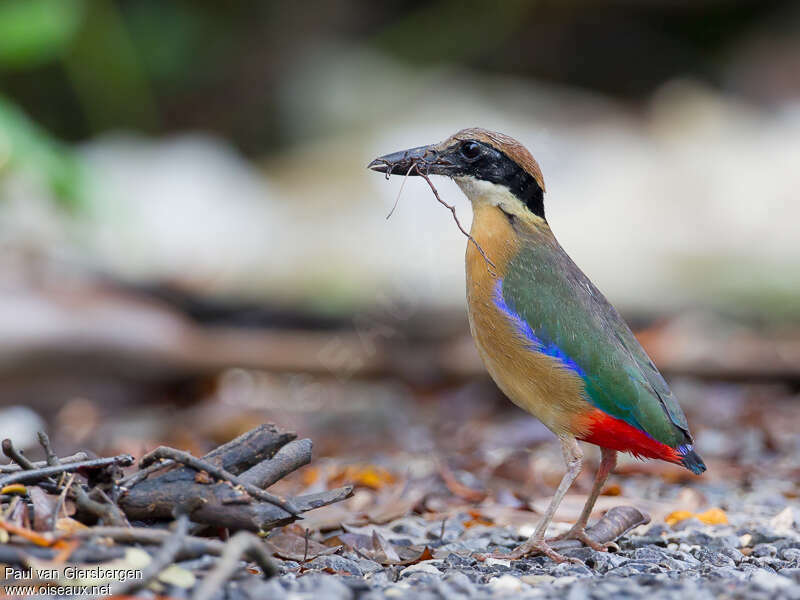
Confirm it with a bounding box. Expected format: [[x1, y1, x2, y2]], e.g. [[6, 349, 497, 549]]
[[454, 176, 529, 219]]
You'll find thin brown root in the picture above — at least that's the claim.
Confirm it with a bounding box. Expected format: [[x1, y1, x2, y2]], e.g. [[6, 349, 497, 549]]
[[386, 161, 417, 220], [415, 166, 496, 274]]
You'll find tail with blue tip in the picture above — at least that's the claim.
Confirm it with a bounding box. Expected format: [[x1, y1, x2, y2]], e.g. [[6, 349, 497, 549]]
[[678, 445, 706, 475]]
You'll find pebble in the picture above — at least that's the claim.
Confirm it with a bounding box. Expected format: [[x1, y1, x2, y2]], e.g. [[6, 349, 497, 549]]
[[488, 574, 526, 593], [445, 553, 478, 569], [783, 548, 800, 563], [753, 543, 778, 558], [694, 549, 735, 568], [521, 575, 555, 585], [295, 573, 355, 599], [484, 558, 511, 568], [200, 486, 800, 599], [749, 569, 794, 591], [779, 568, 800, 582], [438, 571, 478, 597], [399, 561, 443, 578], [306, 555, 364, 577]]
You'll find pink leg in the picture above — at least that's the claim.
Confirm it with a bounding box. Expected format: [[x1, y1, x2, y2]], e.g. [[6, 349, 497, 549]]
[[485, 436, 584, 564], [549, 447, 618, 552]]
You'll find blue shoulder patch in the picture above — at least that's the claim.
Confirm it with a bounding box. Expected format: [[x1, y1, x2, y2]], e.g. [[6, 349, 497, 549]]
[[493, 279, 586, 378]]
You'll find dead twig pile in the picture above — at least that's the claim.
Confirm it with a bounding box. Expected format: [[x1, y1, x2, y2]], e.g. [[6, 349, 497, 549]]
[[0, 424, 352, 597]]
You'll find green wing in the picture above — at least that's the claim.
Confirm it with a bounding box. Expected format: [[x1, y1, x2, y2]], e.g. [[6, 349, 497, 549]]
[[501, 235, 691, 448]]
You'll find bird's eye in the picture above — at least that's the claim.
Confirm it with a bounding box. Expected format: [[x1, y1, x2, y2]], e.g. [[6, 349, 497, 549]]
[[460, 141, 481, 160]]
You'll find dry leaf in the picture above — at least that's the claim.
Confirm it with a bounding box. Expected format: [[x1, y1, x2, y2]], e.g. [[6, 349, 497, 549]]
[[55, 517, 90, 534], [158, 564, 196, 588], [29, 487, 57, 532], [665, 508, 728, 527], [266, 530, 340, 561], [302, 467, 320, 486], [366, 488, 424, 524], [665, 510, 695, 526], [330, 465, 397, 490], [327, 532, 373, 550], [372, 530, 401, 563], [439, 463, 487, 502], [0, 518, 58, 547], [696, 508, 728, 525], [463, 509, 494, 528]]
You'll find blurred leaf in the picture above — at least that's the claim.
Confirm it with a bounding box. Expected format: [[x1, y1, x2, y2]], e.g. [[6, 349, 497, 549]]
[[0, 483, 27, 495], [266, 529, 340, 561], [329, 465, 397, 490], [0, 0, 85, 69], [0, 95, 85, 210], [695, 508, 728, 525], [157, 564, 196, 589], [664, 510, 694, 526], [62, 0, 157, 133], [665, 507, 728, 527], [374, 0, 533, 64]]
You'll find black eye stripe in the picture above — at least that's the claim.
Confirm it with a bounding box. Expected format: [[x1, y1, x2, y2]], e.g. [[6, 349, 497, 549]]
[[451, 141, 545, 220]]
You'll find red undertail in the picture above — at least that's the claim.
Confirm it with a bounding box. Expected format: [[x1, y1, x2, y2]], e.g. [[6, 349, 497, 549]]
[[578, 409, 682, 464]]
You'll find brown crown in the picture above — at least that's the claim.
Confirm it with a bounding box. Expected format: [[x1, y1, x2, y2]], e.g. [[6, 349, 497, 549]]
[[444, 127, 545, 192]]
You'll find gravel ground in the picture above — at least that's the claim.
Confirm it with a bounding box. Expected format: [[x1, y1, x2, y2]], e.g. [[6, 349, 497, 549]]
[[150, 382, 800, 600], [203, 477, 800, 600]]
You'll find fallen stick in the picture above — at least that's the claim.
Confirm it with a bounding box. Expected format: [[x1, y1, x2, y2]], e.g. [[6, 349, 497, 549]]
[[202, 424, 296, 474], [111, 514, 190, 596], [0, 452, 90, 474], [119, 482, 353, 532], [240, 438, 312, 489], [139, 446, 299, 516], [73, 485, 127, 527], [36, 432, 61, 467], [191, 531, 277, 600], [118, 423, 296, 488], [59, 525, 225, 554], [0, 455, 135, 488], [2, 439, 39, 470]]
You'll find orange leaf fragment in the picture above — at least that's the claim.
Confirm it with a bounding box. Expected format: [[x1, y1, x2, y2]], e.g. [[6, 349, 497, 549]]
[[53, 540, 80, 564], [54, 517, 90, 535], [463, 509, 494, 528], [0, 519, 60, 547], [330, 465, 396, 490], [664, 510, 694, 527], [463, 516, 494, 528], [301, 467, 319, 486], [665, 508, 728, 527], [696, 508, 728, 525], [1, 484, 27, 495]]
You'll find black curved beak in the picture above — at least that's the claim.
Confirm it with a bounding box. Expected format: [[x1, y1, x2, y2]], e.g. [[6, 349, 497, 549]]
[[368, 144, 450, 177]]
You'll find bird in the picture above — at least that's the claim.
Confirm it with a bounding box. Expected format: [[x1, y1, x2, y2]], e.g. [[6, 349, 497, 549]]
[[368, 128, 706, 563]]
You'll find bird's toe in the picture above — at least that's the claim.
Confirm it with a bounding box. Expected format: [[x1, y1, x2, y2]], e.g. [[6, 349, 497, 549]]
[[549, 526, 617, 553], [481, 539, 583, 564]]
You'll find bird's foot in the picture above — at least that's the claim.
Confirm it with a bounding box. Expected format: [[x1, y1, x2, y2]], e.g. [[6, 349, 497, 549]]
[[482, 538, 583, 564], [548, 526, 619, 552]]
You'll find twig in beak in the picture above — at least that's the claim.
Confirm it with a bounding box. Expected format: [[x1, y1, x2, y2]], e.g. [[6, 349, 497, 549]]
[[386, 161, 417, 220], [414, 165, 496, 275]]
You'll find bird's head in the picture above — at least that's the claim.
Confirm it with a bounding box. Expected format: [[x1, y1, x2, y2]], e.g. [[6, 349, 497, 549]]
[[368, 127, 546, 222]]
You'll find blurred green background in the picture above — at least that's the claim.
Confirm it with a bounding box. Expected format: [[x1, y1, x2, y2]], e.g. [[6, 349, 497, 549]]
[[1, 1, 800, 451], [2, 0, 799, 318]]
